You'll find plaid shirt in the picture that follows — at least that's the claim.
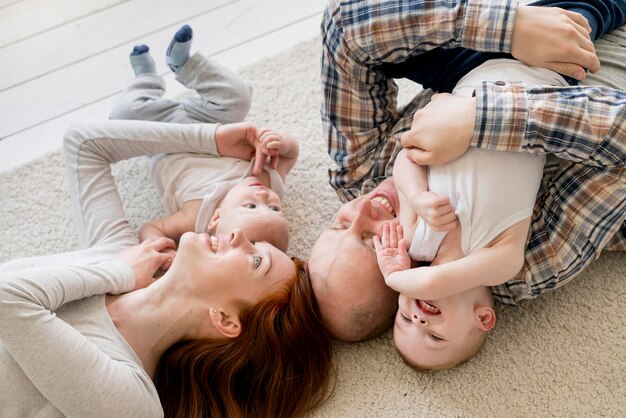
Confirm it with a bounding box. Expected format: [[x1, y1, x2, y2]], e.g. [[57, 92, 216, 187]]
[[320, 0, 626, 305]]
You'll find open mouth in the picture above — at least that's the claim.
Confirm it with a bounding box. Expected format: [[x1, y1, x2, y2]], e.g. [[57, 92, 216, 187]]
[[416, 299, 441, 316], [209, 235, 218, 253], [370, 193, 396, 216]]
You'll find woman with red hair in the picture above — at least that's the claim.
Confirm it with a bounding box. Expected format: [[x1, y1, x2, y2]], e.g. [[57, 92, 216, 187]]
[[0, 120, 333, 417]]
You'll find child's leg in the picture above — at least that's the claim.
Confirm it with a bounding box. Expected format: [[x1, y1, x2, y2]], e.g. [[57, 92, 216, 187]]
[[109, 73, 185, 122], [109, 45, 184, 123], [63, 120, 220, 249], [167, 24, 252, 123], [176, 52, 252, 124]]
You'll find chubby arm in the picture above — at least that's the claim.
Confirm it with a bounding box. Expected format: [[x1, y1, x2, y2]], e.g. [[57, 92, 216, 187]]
[[393, 148, 428, 204], [139, 200, 200, 242], [379, 220, 529, 300], [387, 239, 525, 300], [394, 149, 458, 233]]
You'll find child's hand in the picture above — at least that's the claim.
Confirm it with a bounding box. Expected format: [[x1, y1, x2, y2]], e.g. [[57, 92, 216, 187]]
[[411, 190, 457, 232], [252, 128, 283, 175], [373, 223, 411, 279], [116, 237, 177, 290]]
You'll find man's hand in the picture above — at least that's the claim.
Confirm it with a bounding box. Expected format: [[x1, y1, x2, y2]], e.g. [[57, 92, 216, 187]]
[[373, 223, 411, 279], [411, 190, 457, 232], [511, 6, 600, 80], [116, 237, 177, 290], [400, 94, 476, 165]]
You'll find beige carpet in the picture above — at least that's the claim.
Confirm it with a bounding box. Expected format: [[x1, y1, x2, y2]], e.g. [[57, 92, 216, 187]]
[[1, 37, 625, 417]]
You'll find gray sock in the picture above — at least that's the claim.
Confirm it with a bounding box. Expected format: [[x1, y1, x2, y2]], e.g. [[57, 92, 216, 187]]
[[130, 44, 156, 76], [166, 25, 193, 74]]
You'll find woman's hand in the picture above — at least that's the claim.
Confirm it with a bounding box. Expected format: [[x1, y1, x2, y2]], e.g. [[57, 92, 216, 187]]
[[116, 237, 177, 290], [373, 223, 411, 279], [214, 122, 260, 161]]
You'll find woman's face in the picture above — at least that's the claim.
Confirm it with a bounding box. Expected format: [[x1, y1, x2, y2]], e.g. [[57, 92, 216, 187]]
[[176, 229, 295, 305]]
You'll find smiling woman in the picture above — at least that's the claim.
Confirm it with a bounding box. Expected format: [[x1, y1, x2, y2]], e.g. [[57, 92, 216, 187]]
[[0, 120, 333, 418]]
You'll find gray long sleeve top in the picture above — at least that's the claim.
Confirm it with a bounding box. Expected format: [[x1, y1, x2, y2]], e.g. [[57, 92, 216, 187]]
[[0, 261, 163, 417]]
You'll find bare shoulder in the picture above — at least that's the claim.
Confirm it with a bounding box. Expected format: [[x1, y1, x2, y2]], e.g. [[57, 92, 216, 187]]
[[488, 217, 531, 250]]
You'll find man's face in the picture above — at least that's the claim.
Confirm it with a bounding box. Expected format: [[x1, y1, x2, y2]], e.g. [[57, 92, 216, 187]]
[[309, 178, 401, 341]]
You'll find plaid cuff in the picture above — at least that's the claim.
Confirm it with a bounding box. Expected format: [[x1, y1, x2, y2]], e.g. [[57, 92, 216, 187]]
[[461, 0, 518, 52], [472, 81, 528, 151]]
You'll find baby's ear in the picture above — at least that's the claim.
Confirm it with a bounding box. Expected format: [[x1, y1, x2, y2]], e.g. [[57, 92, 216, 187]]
[[475, 306, 496, 332], [207, 209, 221, 233]]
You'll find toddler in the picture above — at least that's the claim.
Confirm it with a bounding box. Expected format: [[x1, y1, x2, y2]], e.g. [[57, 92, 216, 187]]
[[110, 25, 298, 253], [374, 58, 568, 370]]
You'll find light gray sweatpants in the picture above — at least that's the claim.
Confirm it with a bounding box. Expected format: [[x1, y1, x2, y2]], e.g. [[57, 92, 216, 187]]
[[109, 52, 252, 124]]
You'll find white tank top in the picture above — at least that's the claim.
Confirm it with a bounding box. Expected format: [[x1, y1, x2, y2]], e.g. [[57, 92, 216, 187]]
[[408, 59, 567, 260]]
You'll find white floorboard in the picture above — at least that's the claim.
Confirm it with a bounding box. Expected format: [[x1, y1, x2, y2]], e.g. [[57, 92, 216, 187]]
[[0, 0, 127, 47], [0, 0, 326, 172]]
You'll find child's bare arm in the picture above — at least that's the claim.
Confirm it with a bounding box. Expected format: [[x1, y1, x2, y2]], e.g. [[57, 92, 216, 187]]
[[384, 219, 529, 300], [394, 148, 428, 202], [394, 149, 457, 232], [139, 201, 199, 242]]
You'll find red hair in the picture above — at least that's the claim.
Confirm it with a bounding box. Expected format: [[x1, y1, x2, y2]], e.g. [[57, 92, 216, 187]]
[[154, 259, 333, 417]]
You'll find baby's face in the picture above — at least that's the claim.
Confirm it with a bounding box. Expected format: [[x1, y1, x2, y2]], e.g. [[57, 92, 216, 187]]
[[216, 177, 288, 251], [393, 291, 487, 369]]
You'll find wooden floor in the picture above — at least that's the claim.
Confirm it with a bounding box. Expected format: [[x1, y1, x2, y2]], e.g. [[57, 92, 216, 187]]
[[0, 0, 326, 171]]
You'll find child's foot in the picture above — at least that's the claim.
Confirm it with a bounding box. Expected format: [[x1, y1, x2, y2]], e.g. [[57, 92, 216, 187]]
[[130, 44, 156, 76], [166, 24, 193, 74]]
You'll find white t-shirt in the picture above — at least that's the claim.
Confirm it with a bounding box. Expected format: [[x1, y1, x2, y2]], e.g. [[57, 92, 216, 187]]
[[151, 152, 284, 234]]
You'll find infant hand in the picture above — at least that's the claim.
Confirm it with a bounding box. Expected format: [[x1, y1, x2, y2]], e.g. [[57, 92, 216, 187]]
[[373, 223, 411, 279], [412, 190, 457, 232], [252, 128, 283, 175], [117, 237, 176, 290]]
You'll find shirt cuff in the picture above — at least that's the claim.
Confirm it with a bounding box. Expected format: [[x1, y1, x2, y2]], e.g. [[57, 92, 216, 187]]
[[472, 81, 528, 151], [461, 0, 518, 53], [204, 123, 220, 156]]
